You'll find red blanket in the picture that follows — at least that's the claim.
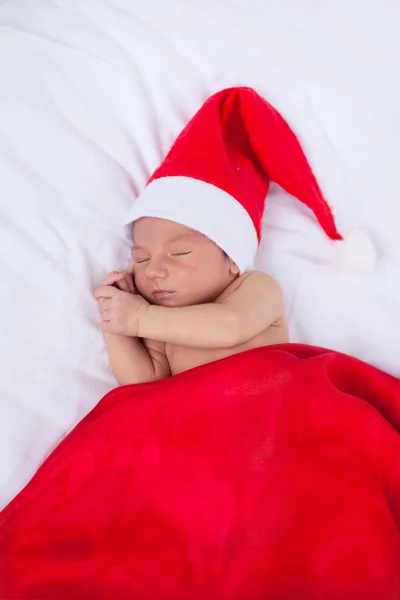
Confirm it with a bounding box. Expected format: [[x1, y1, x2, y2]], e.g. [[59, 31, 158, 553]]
[[1, 344, 400, 599]]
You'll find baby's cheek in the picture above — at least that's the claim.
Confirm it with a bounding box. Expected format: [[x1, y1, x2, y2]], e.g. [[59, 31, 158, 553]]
[[133, 273, 149, 296]]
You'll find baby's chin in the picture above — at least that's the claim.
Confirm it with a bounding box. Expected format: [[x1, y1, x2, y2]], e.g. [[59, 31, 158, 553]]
[[137, 286, 203, 307], [148, 293, 201, 308], [138, 289, 181, 307], [150, 294, 185, 307]]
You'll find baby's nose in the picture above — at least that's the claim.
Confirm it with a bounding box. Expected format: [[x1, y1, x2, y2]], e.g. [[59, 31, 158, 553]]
[[144, 260, 168, 280]]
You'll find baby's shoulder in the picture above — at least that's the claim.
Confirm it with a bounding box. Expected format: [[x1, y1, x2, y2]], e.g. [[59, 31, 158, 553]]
[[238, 269, 279, 286], [218, 270, 282, 302]]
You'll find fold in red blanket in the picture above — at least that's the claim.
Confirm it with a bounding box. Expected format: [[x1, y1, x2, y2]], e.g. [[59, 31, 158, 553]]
[[1, 344, 400, 600]]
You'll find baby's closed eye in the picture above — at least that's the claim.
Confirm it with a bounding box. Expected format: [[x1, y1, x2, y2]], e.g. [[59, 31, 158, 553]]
[[135, 258, 150, 264]]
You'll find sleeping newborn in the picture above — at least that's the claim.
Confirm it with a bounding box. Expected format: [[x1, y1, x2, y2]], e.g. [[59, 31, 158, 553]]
[[92, 85, 357, 384], [94, 216, 288, 384]]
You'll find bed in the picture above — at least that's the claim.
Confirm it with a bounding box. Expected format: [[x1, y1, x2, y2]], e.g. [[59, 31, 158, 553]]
[[1, 0, 400, 516]]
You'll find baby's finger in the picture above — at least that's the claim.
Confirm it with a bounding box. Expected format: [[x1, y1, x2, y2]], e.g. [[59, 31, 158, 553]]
[[101, 321, 113, 334], [124, 273, 136, 294], [129, 272, 138, 293], [94, 285, 119, 300], [114, 277, 130, 293], [98, 299, 110, 314], [126, 261, 135, 275], [101, 271, 123, 286], [98, 297, 109, 308]]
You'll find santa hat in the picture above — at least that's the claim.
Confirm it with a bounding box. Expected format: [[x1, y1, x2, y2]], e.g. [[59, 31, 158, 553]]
[[126, 87, 376, 274]]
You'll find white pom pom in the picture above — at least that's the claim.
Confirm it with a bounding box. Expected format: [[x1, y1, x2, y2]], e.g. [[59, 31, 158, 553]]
[[331, 229, 377, 275]]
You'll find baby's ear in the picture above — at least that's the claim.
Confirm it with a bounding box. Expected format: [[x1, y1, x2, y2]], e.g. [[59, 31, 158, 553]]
[[228, 259, 240, 276]]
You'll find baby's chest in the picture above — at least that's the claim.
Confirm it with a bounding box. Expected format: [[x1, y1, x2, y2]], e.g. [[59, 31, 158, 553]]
[[166, 343, 237, 376], [166, 325, 287, 376]]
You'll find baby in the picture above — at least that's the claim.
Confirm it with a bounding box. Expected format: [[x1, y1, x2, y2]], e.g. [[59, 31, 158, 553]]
[[91, 82, 356, 384], [94, 216, 288, 385], [91, 83, 353, 384]]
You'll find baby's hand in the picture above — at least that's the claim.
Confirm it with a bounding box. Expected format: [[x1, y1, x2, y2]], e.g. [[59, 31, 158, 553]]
[[94, 285, 149, 337], [100, 270, 136, 295]]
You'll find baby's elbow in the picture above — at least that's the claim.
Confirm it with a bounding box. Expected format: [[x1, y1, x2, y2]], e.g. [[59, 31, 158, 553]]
[[115, 367, 169, 387], [117, 373, 167, 386]]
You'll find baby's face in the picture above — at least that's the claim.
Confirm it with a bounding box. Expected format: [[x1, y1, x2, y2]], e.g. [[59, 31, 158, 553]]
[[131, 217, 239, 307]]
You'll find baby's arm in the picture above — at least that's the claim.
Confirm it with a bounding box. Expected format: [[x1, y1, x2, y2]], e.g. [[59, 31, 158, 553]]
[[138, 271, 283, 348], [96, 271, 170, 385], [104, 333, 170, 386]]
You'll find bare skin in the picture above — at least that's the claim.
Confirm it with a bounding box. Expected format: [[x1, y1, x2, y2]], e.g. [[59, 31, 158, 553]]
[[167, 273, 289, 375], [94, 217, 289, 384]]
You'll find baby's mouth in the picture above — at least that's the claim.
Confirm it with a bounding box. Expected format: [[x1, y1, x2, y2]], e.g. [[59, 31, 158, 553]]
[[152, 290, 176, 300]]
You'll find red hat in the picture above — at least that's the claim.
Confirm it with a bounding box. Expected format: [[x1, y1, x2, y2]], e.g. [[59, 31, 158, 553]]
[[126, 87, 376, 274]]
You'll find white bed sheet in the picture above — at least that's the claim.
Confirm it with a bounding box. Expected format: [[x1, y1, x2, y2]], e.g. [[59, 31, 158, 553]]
[[1, 0, 400, 509]]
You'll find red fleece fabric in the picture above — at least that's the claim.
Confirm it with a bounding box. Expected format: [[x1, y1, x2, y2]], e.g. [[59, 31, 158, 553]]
[[1, 344, 400, 599]]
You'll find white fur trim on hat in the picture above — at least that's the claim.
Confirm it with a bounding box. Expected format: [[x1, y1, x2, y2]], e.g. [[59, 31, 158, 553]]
[[125, 176, 259, 273]]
